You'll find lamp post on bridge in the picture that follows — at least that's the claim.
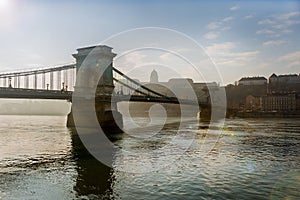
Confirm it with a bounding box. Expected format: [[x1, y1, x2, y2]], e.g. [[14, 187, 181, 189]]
[[8, 77, 12, 88]]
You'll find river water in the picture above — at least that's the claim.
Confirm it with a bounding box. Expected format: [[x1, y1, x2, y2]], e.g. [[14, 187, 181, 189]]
[[0, 115, 299, 199]]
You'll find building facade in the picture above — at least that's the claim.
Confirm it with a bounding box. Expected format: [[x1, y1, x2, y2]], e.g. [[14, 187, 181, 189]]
[[245, 95, 262, 111], [268, 73, 300, 94], [269, 73, 300, 84], [262, 94, 297, 112]]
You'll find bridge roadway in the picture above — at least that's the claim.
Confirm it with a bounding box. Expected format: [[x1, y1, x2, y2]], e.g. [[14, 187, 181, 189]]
[[0, 87, 210, 107], [0, 87, 72, 100]]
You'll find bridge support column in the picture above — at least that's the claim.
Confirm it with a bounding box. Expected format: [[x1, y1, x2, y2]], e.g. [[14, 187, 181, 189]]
[[67, 45, 123, 135], [17, 76, 20, 88], [42, 73, 46, 89], [50, 72, 54, 90], [34, 72, 38, 89], [57, 71, 61, 90], [199, 107, 212, 122], [24, 75, 29, 88]]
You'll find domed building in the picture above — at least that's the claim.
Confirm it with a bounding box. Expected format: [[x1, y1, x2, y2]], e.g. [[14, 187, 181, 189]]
[[150, 69, 158, 83]]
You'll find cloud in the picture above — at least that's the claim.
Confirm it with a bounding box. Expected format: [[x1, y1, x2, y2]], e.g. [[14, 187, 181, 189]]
[[278, 51, 300, 62], [287, 60, 300, 67], [272, 24, 286, 29], [206, 42, 236, 53], [207, 22, 221, 30], [263, 40, 287, 47], [230, 5, 239, 11], [116, 51, 147, 68], [256, 29, 276, 35], [205, 42, 259, 67], [222, 26, 231, 31], [276, 11, 300, 20], [222, 17, 235, 22], [258, 19, 276, 25], [244, 15, 254, 19], [203, 31, 219, 40], [282, 29, 293, 34], [277, 51, 300, 67], [256, 11, 300, 38], [205, 16, 234, 33], [286, 20, 300, 26], [256, 50, 300, 71]]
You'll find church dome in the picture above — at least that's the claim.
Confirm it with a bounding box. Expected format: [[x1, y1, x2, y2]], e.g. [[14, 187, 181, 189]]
[[150, 69, 158, 83]]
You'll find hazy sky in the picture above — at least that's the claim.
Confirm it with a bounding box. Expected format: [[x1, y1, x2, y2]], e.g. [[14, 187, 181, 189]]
[[0, 0, 299, 85]]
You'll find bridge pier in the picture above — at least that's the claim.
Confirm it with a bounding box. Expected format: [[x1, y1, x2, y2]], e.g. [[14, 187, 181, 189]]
[[199, 107, 212, 122], [67, 45, 123, 135]]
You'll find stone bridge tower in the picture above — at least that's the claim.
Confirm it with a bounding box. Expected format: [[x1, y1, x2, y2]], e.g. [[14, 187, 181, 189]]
[[67, 45, 123, 134]]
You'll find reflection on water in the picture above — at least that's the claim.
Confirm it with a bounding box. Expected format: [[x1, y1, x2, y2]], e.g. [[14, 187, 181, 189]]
[[70, 128, 114, 199], [0, 116, 299, 199]]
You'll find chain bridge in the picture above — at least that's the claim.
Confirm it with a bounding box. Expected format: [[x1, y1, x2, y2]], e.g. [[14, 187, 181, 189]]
[[0, 45, 212, 133]]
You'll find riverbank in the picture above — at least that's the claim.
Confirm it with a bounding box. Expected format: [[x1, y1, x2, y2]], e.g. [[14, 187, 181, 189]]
[[229, 111, 300, 118]]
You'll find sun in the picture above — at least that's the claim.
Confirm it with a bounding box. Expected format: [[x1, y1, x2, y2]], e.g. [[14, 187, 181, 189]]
[[0, 0, 13, 15], [0, 0, 10, 9]]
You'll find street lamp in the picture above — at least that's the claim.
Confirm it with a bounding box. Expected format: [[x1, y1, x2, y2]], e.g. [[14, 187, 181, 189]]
[[8, 77, 12, 88]]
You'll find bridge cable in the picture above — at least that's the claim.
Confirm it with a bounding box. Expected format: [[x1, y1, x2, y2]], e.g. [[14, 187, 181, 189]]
[[112, 67, 166, 98], [0, 64, 76, 78], [113, 78, 151, 97]]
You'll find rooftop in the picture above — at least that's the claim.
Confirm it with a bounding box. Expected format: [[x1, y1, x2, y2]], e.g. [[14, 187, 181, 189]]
[[239, 77, 267, 81], [269, 73, 299, 78]]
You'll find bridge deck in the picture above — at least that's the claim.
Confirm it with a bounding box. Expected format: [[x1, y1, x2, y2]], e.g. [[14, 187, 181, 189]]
[[0, 87, 72, 100], [0, 87, 209, 107], [112, 95, 200, 105]]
